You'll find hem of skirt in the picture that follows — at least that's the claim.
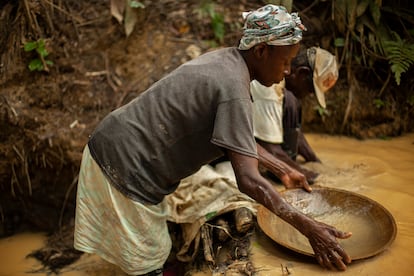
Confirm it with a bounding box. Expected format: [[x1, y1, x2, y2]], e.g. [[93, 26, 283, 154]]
[[73, 243, 164, 275]]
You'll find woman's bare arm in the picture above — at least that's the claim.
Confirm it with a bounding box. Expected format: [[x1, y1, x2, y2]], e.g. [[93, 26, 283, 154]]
[[227, 149, 352, 270], [256, 142, 312, 192]]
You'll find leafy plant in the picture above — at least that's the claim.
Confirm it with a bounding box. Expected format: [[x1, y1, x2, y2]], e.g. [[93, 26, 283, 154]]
[[332, 0, 414, 85], [382, 32, 414, 85], [24, 39, 53, 72], [329, 0, 414, 131], [110, 0, 146, 37], [129, 0, 144, 8], [373, 98, 385, 109], [315, 106, 330, 118], [194, 1, 225, 44], [333, 0, 381, 66]]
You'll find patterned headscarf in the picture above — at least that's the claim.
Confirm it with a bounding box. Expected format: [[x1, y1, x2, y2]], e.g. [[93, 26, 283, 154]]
[[238, 5, 306, 50]]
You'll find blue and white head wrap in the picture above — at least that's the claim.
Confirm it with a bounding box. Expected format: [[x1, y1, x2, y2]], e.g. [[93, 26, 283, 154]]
[[238, 5, 306, 50]]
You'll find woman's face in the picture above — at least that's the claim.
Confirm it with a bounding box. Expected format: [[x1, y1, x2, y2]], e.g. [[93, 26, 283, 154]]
[[285, 66, 315, 99], [254, 43, 300, 87]]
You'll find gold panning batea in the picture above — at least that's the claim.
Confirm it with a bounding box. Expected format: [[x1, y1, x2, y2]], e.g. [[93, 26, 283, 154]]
[[257, 187, 397, 260]]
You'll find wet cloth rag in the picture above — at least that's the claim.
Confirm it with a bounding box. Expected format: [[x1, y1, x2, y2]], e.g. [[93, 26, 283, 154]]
[[165, 162, 259, 262]]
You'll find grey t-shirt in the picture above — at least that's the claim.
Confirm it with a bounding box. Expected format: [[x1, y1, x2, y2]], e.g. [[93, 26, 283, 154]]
[[88, 47, 258, 204]]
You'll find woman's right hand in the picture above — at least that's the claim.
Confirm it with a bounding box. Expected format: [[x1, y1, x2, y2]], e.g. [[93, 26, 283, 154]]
[[280, 169, 313, 192], [304, 218, 352, 270]]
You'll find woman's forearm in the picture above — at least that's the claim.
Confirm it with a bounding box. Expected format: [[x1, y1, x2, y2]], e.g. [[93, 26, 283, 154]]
[[256, 143, 292, 178]]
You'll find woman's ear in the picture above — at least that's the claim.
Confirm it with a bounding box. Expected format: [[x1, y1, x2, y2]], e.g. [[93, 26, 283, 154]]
[[252, 43, 267, 59]]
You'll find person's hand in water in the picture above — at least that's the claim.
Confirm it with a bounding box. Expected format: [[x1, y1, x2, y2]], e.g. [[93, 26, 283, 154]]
[[280, 169, 313, 192], [302, 167, 319, 184], [306, 220, 352, 270]]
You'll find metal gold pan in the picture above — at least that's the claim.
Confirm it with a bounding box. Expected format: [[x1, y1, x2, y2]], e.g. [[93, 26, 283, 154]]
[[257, 186, 397, 260]]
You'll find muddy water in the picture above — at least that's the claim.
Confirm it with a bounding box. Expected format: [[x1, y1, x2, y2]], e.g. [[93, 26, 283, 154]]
[[1, 133, 413, 276], [249, 133, 414, 276], [0, 233, 46, 276]]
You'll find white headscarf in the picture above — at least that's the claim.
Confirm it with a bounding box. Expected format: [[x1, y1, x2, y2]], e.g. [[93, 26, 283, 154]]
[[307, 47, 339, 108]]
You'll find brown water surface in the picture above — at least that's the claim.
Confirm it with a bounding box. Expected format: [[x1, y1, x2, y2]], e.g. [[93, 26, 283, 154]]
[[249, 133, 414, 276], [1, 133, 413, 275]]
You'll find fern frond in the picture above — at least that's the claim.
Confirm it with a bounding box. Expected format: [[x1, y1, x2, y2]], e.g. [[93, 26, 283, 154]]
[[382, 32, 414, 85]]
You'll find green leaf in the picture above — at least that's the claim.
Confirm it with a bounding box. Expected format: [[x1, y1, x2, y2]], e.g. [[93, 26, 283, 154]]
[[358, 14, 376, 33], [369, 1, 381, 26], [356, 0, 370, 17], [211, 13, 224, 42], [334, 37, 345, 47], [373, 98, 385, 108], [37, 47, 49, 58], [24, 41, 38, 52], [383, 33, 414, 85], [130, 0, 145, 8], [37, 39, 46, 48], [205, 211, 217, 221], [28, 59, 43, 71], [124, 1, 137, 36], [334, 0, 347, 33], [346, 0, 358, 30], [314, 106, 330, 117]]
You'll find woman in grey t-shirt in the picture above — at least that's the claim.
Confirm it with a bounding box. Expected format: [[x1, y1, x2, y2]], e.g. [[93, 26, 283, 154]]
[[74, 5, 351, 275]]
